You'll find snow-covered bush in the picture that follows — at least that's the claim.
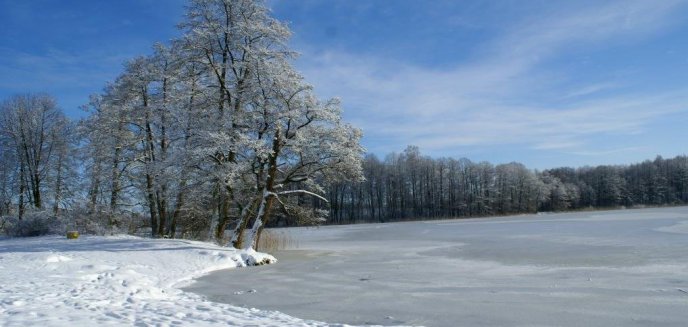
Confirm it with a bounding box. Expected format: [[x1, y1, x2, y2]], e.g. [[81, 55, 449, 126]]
[[0, 206, 146, 237], [1, 211, 64, 237], [172, 205, 214, 241], [57, 205, 149, 236], [60, 205, 115, 236]]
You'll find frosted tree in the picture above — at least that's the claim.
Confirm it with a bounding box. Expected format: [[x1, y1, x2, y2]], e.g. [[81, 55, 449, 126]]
[[0, 134, 17, 216], [81, 77, 142, 228], [180, 0, 295, 241], [0, 94, 74, 218], [47, 116, 77, 216], [229, 59, 364, 249], [79, 0, 364, 245], [176, 0, 363, 246]]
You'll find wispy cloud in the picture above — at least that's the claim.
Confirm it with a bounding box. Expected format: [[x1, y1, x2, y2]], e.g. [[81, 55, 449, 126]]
[[0, 47, 129, 89], [296, 0, 688, 158], [566, 146, 649, 157], [563, 83, 620, 99], [0, 46, 139, 115]]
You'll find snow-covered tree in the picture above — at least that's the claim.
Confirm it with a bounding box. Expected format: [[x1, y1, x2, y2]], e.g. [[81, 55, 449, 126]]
[[80, 0, 364, 247], [0, 94, 75, 218]]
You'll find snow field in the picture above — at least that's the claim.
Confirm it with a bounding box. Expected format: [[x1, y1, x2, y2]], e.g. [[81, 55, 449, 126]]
[[0, 235, 356, 326]]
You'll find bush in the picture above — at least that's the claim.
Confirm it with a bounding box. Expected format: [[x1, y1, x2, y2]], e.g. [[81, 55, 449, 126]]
[[62, 205, 119, 236], [1, 211, 64, 237], [0, 205, 137, 237]]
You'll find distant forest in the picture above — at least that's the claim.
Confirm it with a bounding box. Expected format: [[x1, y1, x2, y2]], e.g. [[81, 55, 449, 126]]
[[321, 146, 688, 225]]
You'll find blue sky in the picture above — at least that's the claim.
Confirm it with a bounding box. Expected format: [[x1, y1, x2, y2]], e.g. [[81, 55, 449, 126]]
[[1, 0, 687, 169]]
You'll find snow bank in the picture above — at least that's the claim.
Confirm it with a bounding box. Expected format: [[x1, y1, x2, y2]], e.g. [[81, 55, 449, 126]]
[[0, 235, 347, 326]]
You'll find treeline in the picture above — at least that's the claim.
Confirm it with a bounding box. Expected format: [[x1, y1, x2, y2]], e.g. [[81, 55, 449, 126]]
[[325, 146, 688, 224]]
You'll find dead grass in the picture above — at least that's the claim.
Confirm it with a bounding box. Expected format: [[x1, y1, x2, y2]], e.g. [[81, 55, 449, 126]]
[[256, 229, 298, 252]]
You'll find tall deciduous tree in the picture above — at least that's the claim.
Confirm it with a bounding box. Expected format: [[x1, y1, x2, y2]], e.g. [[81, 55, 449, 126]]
[[0, 94, 74, 218], [82, 0, 364, 247]]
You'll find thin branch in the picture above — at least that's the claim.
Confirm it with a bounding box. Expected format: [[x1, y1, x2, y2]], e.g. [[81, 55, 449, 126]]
[[277, 190, 329, 203]]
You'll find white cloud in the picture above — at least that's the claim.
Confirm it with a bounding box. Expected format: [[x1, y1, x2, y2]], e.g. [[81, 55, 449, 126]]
[[296, 0, 688, 156], [566, 146, 649, 157], [563, 83, 620, 99]]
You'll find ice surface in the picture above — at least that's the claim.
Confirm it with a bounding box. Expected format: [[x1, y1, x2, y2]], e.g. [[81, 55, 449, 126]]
[[185, 207, 688, 327]]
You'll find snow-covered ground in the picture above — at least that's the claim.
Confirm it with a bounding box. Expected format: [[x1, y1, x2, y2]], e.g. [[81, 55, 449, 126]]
[[0, 235, 351, 326], [186, 207, 688, 327], [4, 207, 687, 327]]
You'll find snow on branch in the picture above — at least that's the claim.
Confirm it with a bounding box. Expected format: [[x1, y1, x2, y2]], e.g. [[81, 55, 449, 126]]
[[276, 190, 329, 202]]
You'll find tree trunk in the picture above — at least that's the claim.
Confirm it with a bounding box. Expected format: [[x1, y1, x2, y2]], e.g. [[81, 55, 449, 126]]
[[109, 113, 125, 228], [52, 146, 64, 216], [231, 197, 260, 248], [244, 127, 281, 250], [146, 172, 158, 238], [88, 162, 101, 213], [18, 160, 26, 220]]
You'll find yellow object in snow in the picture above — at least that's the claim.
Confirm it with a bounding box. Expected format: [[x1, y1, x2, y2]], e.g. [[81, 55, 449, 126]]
[[66, 231, 79, 239]]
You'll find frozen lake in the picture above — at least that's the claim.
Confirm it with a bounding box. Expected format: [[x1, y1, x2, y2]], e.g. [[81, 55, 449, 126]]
[[185, 207, 688, 326]]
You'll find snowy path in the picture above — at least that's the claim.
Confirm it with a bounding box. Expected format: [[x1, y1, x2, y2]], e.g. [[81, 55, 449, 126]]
[[0, 235, 349, 326], [187, 207, 688, 327]]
